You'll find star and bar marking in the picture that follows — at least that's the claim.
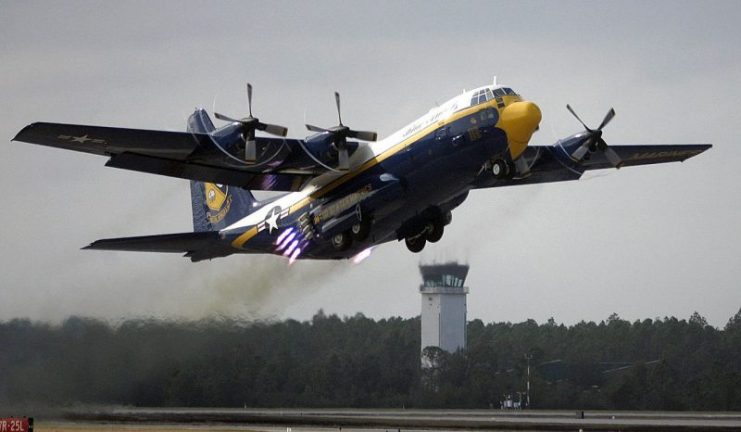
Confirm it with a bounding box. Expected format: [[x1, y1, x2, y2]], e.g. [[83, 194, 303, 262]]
[[57, 134, 106, 144], [256, 206, 290, 235]]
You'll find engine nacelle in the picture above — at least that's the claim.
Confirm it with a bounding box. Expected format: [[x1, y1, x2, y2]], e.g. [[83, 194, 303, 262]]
[[303, 132, 359, 169]]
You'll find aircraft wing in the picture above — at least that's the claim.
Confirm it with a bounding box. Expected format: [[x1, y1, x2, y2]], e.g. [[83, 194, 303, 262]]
[[474, 144, 712, 189], [12, 122, 318, 191]]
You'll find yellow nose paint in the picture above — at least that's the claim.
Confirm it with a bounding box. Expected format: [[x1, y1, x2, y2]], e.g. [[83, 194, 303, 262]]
[[497, 101, 541, 159]]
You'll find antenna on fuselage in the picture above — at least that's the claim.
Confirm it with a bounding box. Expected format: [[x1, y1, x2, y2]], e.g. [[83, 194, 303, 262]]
[[492, 75, 497, 87]]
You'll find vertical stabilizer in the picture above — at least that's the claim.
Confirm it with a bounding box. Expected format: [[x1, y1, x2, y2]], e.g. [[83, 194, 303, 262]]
[[187, 109, 259, 232]]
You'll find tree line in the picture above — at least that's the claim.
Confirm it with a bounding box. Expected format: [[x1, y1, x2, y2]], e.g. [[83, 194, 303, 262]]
[[1, 309, 740, 410]]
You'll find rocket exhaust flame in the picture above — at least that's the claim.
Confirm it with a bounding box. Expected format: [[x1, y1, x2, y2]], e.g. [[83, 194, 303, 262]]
[[275, 227, 293, 246], [289, 248, 302, 265], [277, 232, 297, 251], [284, 240, 299, 256], [352, 247, 374, 264]]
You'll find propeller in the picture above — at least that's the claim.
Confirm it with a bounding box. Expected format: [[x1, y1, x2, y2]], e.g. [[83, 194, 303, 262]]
[[566, 104, 623, 168], [214, 83, 288, 162], [306, 91, 377, 170]]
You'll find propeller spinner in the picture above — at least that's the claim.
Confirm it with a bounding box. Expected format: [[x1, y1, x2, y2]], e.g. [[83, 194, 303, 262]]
[[306, 91, 377, 171], [214, 83, 288, 162], [566, 104, 623, 168]]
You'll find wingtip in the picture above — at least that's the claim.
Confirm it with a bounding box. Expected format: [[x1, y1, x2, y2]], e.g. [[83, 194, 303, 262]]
[[82, 240, 100, 250], [11, 122, 42, 142]]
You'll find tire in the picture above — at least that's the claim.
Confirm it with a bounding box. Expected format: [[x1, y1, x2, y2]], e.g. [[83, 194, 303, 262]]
[[426, 221, 444, 243], [405, 235, 426, 253], [351, 219, 371, 242], [331, 231, 352, 251], [492, 159, 509, 179]]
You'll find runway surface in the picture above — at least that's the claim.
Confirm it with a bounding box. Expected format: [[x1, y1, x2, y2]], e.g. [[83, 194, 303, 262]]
[[49, 407, 741, 431]]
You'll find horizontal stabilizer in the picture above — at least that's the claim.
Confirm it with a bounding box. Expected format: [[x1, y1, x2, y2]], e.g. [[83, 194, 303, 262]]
[[84, 232, 232, 262]]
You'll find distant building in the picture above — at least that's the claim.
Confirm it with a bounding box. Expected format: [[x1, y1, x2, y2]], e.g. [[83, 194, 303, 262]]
[[419, 263, 469, 357]]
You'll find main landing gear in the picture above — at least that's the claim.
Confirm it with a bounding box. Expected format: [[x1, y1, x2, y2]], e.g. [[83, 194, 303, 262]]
[[331, 231, 352, 251], [331, 208, 372, 252], [405, 233, 426, 253], [403, 212, 449, 253]]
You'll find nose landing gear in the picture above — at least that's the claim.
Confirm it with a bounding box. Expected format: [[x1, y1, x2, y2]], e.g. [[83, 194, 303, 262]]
[[491, 159, 512, 179], [491, 157, 530, 179]]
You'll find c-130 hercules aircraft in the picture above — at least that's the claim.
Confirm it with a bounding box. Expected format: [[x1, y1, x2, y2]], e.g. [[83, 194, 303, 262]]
[[14, 81, 710, 262]]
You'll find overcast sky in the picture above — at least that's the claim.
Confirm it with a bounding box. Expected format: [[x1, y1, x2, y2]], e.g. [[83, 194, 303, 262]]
[[1, 0, 739, 327]]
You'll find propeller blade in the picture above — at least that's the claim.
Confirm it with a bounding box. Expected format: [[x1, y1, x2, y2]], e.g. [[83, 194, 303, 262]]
[[597, 108, 615, 131], [604, 146, 624, 168], [348, 129, 378, 142], [245, 139, 257, 162], [571, 142, 591, 161], [261, 123, 288, 137], [214, 112, 241, 123], [335, 91, 343, 126], [337, 147, 350, 171], [306, 124, 330, 133], [247, 83, 253, 118], [566, 104, 591, 131]]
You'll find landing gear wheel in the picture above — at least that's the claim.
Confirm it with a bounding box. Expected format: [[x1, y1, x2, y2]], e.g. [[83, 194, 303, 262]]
[[331, 231, 352, 251], [351, 219, 371, 242], [491, 159, 510, 179], [405, 235, 427, 253], [426, 221, 444, 243]]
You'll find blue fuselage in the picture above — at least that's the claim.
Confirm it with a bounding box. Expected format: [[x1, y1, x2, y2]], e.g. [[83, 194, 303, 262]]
[[222, 107, 510, 259]]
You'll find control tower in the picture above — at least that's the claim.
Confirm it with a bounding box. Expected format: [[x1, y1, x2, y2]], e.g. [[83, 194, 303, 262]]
[[420, 263, 469, 353]]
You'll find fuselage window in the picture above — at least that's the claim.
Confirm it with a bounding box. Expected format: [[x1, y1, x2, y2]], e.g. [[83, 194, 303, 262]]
[[493, 88, 506, 97], [504, 87, 516, 95]]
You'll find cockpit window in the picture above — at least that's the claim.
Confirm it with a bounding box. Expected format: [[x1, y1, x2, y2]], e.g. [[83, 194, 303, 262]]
[[471, 87, 515, 106], [492, 87, 518, 97], [470, 89, 489, 106]]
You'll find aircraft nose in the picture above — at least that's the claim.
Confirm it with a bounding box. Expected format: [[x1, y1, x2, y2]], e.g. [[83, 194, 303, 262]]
[[498, 101, 542, 160]]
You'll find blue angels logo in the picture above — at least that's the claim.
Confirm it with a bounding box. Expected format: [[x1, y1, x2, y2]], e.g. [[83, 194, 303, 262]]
[[204, 183, 232, 224]]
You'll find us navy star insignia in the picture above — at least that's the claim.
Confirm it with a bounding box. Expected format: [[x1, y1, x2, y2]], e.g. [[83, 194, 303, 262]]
[[265, 207, 281, 234], [71, 134, 92, 143], [57, 134, 106, 144], [256, 206, 290, 235]]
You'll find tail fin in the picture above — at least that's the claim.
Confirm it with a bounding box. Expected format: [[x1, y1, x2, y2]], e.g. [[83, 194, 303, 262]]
[[187, 109, 260, 232]]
